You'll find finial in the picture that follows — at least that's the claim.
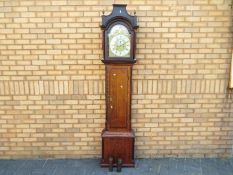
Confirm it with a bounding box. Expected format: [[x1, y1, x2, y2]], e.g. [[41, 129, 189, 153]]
[[229, 0, 233, 9], [102, 9, 105, 15], [134, 11, 136, 15]]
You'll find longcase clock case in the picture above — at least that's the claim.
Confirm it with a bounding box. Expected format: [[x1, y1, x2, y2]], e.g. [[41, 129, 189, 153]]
[[100, 4, 138, 167]]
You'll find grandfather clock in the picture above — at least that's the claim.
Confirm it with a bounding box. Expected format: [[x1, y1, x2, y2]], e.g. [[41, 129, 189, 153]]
[[100, 4, 138, 168]]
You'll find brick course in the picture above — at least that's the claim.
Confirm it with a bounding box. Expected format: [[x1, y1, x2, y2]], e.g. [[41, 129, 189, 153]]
[[0, 0, 232, 158]]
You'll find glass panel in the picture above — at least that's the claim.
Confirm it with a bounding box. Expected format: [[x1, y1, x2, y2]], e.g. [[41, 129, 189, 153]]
[[108, 24, 131, 57]]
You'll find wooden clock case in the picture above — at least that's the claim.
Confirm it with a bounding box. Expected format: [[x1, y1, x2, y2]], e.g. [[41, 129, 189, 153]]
[[100, 4, 138, 167]]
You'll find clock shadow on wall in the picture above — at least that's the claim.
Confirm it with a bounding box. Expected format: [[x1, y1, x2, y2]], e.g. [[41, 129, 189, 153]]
[[100, 4, 138, 171]]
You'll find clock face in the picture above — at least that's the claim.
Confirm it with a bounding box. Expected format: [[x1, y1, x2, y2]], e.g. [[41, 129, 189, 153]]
[[108, 24, 131, 57], [110, 35, 130, 57]]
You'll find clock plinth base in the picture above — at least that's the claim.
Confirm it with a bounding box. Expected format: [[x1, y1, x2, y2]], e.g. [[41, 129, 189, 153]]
[[101, 130, 135, 167]]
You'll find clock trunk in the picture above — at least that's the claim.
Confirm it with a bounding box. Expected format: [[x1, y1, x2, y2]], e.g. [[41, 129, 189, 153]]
[[106, 65, 131, 131]]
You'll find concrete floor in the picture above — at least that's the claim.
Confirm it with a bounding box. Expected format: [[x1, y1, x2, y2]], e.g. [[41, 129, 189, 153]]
[[0, 158, 233, 175]]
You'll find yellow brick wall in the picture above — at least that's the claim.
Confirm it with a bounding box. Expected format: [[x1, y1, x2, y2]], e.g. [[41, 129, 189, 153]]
[[0, 0, 232, 158]]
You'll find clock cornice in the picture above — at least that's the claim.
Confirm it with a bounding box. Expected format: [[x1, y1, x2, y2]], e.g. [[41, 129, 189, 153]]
[[100, 4, 138, 30]]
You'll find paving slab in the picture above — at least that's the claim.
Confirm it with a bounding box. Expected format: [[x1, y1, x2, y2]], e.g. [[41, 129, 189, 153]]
[[0, 158, 232, 175]]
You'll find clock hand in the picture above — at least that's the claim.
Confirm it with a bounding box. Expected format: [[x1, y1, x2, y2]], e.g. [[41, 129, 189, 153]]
[[123, 40, 129, 45], [118, 40, 129, 48]]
